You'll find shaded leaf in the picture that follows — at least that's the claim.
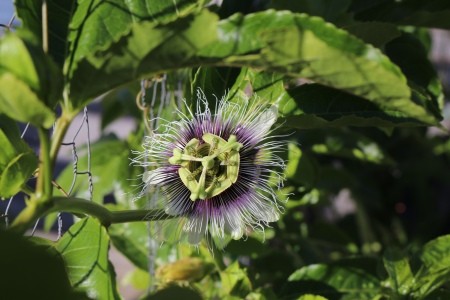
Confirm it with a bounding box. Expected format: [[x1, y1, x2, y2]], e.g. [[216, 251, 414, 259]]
[[191, 66, 241, 105], [15, 0, 76, 67], [220, 261, 252, 298], [0, 229, 85, 299], [279, 84, 428, 128], [288, 264, 380, 299], [385, 33, 444, 116], [226, 236, 269, 257], [344, 21, 401, 47], [354, 0, 450, 29], [55, 217, 121, 299], [100, 83, 141, 129]]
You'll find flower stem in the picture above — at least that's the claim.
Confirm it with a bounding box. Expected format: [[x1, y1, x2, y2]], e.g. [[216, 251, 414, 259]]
[[11, 196, 173, 234]]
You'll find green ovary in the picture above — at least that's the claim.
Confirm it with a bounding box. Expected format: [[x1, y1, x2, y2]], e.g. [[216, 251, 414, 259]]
[[168, 133, 243, 201]]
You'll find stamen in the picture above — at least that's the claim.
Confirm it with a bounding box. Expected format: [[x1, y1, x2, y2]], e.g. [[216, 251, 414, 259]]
[[169, 133, 242, 200]]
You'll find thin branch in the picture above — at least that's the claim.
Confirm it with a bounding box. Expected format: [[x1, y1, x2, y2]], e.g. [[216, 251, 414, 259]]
[[11, 196, 174, 234], [42, 0, 48, 53]]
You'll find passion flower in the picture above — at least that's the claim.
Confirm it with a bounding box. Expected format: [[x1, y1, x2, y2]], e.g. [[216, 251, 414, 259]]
[[134, 90, 285, 248]]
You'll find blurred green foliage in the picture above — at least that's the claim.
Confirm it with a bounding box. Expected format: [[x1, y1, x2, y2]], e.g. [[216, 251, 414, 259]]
[[1, 0, 450, 299]]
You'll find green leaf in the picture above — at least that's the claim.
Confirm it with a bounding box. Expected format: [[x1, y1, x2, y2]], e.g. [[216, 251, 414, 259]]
[[55, 217, 121, 299], [225, 236, 269, 257], [0, 152, 38, 198], [230, 68, 432, 128], [298, 295, 329, 300], [69, 9, 218, 108], [0, 33, 62, 127], [354, 0, 450, 29], [220, 261, 252, 298], [69, 10, 439, 125], [200, 10, 438, 124], [383, 249, 414, 295], [55, 138, 130, 203], [279, 83, 429, 128], [385, 33, 444, 117], [191, 66, 241, 103], [66, 0, 205, 105], [421, 235, 450, 273], [0, 73, 56, 128], [15, 0, 77, 67], [0, 115, 38, 198], [288, 264, 380, 299], [413, 235, 450, 297], [0, 228, 86, 299], [108, 220, 149, 270]]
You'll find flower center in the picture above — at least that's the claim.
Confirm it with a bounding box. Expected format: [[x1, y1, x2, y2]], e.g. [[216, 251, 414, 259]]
[[168, 133, 243, 201]]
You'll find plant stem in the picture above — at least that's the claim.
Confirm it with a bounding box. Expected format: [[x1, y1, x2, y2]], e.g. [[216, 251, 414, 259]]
[[49, 112, 72, 165], [42, 0, 48, 53], [36, 127, 52, 198], [11, 196, 173, 233]]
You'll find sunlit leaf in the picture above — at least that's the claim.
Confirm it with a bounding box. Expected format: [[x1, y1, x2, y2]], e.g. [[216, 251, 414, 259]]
[[69, 10, 217, 108], [0, 33, 62, 126], [0, 115, 37, 198], [383, 249, 414, 295], [220, 261, 252, 298], [69, 10, 439, 125], [200, 10, 439, 125], [15, 0, 76, 67], [55, 217, 121, 299], [67, 0, 205, 79]]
